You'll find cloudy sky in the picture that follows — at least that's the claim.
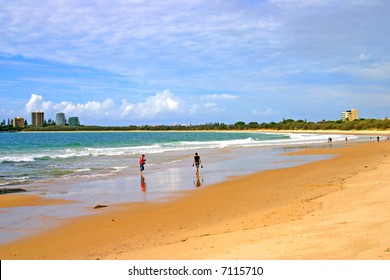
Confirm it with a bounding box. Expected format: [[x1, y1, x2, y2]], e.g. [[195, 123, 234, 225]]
[[1, 0, 389, 126]]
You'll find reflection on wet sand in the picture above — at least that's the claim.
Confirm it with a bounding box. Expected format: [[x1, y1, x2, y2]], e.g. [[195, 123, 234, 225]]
[[140, 175, 146, 192], [194, 174, 203, 188]]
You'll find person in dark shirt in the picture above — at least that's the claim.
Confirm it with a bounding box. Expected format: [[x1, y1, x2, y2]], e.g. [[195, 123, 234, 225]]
[[192, 152, 203, 175]]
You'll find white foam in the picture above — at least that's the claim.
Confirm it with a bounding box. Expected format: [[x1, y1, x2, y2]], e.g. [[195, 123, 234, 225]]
[[75, 168, 92, 172]]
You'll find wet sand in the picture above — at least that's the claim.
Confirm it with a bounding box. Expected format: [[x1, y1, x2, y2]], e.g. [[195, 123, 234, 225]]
[[0, 194, 75, 208], [0, 141, 389, 259]]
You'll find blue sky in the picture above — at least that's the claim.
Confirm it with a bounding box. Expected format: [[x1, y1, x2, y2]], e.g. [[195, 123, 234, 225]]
[[1, 0, 389, 126]]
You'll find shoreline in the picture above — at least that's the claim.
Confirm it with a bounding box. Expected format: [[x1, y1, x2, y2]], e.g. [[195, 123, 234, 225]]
[[258, 129, 390, 136], [0, 141, 389, 259], [15, 128, 390, 135]]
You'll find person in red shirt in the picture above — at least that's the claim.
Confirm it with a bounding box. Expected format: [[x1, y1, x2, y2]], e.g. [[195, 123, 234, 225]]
[[139, 154, 146, 175]]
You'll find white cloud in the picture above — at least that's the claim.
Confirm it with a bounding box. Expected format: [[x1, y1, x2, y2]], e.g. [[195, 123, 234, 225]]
[[23, 90, 181, 123], [121, 90, 180, 119], [202, 94, 238, 101], [24, 93, 116, 117], [25, 93, 43, 113], [65, 99, 116, 117]]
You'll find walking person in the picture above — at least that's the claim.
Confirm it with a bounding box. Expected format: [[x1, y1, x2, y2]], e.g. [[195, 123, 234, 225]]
[[192, 152, 203, 175], [139, 154, 146, 175]]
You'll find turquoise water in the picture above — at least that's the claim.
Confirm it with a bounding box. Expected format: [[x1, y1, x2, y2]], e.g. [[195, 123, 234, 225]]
[[0, 131, 292, 186], [0, 131, 364, 188]]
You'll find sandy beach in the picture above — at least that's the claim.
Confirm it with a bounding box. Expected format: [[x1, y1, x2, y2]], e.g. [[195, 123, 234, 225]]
[[0, 140, 389, 260]]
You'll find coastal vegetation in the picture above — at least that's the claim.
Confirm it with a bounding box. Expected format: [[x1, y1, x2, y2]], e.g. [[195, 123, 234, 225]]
[[3, 118, 388, 132], [0, 126, 22, 132], [0, 124, 22, 132]]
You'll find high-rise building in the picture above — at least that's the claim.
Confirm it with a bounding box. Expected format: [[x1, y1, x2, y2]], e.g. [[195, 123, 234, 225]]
[[341, 109, 358, 121], [68, 116, 80, 126], [12, 117, 25, 128], [56, 112, 66, 126], [31, 111, 44, 126]]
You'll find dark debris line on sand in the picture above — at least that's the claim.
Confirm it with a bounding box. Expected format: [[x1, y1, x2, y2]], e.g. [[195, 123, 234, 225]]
[[0, 188, 26, 195]]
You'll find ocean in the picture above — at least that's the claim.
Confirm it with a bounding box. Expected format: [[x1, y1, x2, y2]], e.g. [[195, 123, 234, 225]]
[[0, 131, 353, 187]]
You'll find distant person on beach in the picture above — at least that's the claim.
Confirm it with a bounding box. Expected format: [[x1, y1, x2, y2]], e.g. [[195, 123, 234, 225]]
[[192, 152, 203, 174], [139, 154, 146, 175]]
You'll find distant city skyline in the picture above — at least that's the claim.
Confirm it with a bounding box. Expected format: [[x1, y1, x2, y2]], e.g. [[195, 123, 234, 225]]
[[1, 1, 389, 126], [2, 110, 82, 127], [3, 107, 370, 128]]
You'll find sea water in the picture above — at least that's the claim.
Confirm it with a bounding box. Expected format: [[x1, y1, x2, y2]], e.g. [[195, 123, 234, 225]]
[[0, 131, 359, 187]]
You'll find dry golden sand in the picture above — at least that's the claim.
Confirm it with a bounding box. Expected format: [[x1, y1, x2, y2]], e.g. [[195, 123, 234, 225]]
[[0, 142, 389, 260]]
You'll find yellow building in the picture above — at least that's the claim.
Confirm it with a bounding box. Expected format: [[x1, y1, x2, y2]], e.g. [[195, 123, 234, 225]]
[[12, 117, 25, 128], [341, 109, 358, 121]]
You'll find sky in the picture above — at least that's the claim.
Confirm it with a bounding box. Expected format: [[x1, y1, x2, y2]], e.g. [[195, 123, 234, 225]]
[[1, 0, 389, 126]]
